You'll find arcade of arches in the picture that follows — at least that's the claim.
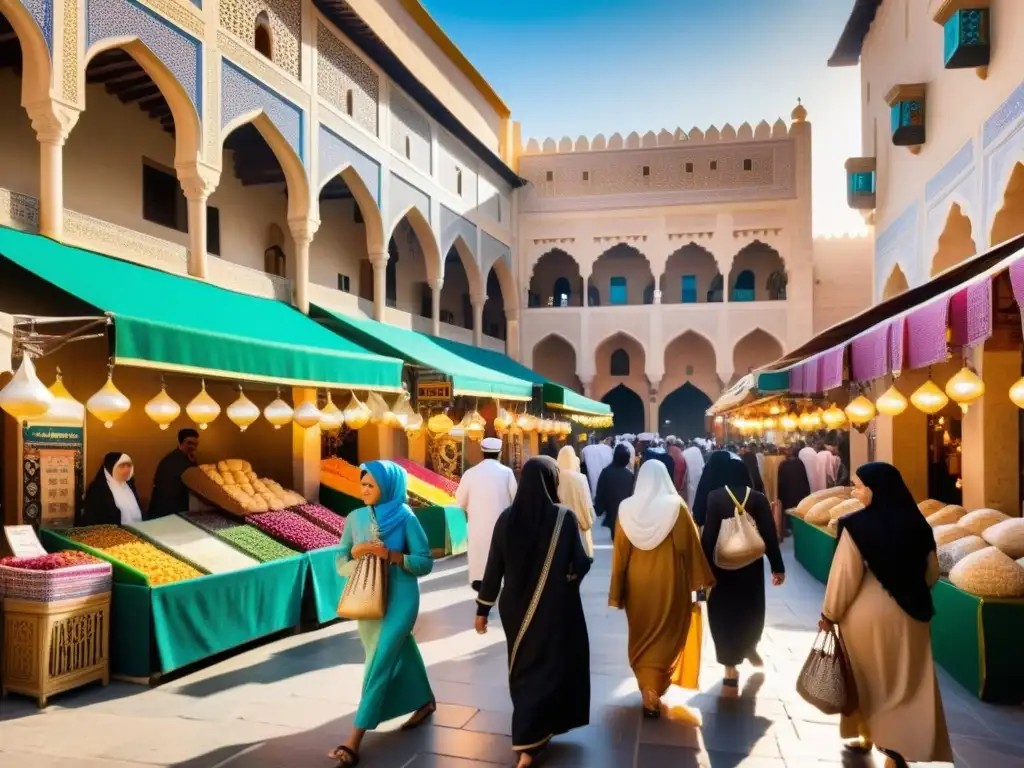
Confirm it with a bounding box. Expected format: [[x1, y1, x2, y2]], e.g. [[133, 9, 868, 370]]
[[531, 327, 785, 437]]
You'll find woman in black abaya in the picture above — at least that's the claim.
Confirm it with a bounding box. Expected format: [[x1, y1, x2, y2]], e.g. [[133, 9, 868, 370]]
[[691, 449, 734, 527], [475, 456, 592, 768], [596, 443, 635, 532], [699, 457, 785, 686]]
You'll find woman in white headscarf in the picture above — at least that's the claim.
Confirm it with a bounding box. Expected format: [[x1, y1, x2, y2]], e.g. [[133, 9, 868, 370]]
[[609, 460, 714, 718], [557, 446, 596, 558], [80, 452, 144, 526], [681, 444, 705, 510]]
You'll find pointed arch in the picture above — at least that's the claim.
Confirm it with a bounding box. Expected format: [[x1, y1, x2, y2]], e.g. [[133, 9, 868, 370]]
[[594, 328, 648, 360], [532, 333, 581, 392], [600, 384, 645, 435], [657, 382, 712, 439], [881, 263, 909, 301], [931, 203, 977, 277], [0, 0, 51, 106], [991, 161, 1024, 247], [388, 205, 442, 284], [485, 254, 518, 311], [732, 328, 784, 377], [446, 234, 484, 296], [662, 330, 719, 394], [85, 38, 202, 169], [317, 164, 385, 255], [529, 248, 582, 307], [664, 328, 717, 360], [727, 240, 784, 301]]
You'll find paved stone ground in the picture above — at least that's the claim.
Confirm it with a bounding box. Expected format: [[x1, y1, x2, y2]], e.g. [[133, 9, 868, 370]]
[[1, 528, 1022, 767]]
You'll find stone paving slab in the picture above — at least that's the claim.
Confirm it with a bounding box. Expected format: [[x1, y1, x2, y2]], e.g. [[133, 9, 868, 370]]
[[1, 527, 1021, 767]]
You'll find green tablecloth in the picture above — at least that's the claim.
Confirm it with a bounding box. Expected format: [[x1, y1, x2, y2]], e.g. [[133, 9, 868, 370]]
[[413, 505, 467, 556], [318, 484, 363, 517], [788, 514, 836, 584], [305, 544, 345, 625], [443, 506, 468, 555], [931, 580, 1024, 704]]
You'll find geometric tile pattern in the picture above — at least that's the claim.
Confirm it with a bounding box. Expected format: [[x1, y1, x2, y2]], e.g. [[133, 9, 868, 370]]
[[318, 124, 379, 201], [219, 0, 301, 79], [316, 22, 378, 136], [440, 205, 476, 260], [221, 57, 303, 160], [390, 88, 431, 175], [19, 0, 53, 52]]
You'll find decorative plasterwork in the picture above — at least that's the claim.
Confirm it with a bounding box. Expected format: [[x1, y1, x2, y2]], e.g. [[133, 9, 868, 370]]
[[594, 235, 647, 246], [733, 228, 781, 239], [0, 188, 40, 232], [19, 0, 53, 51], [875, 202, 921, 299], [61, 0, 77, 101], [389, 89, 431, 175], [63, 209, 189, 275], [387, 173, 430, 232], [982, 97, 1024, 242], [317, 124, 380, 201], [216, 31, 306, 107], [87, 0, 202, 116], [440, 205, 476, 259], [136, 0, 203, 38], [316, 22, 378, 136], [982, 77, 1024, 150], [532, 238, 575, 247], [219, 0, 301, 79], [925, 140, 974, 202], [481, 231, 511, 275], [220, 57, 303, 159], [668, 231, 714, 241], [207, 255, 292, 302]]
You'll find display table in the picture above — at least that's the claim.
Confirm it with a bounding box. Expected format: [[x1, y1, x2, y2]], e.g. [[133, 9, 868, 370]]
[[415, 505, 468, 557], [788, 514, 835, 584], [40, 529, 308, 679], [931, 580, 1024, 704], [305, 544, 345, 625], [319, 484, 363, 517]]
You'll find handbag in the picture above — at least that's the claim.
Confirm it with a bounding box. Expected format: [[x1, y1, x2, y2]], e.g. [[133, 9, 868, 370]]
[[336, 511, 389, 621], [796, 627, 859, 716], [714, 487, 767, 570], [670, 602, 703, 690]]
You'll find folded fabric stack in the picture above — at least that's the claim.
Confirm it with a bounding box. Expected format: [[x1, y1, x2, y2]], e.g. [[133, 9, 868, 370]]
[[248, 511, 340, 552], [216, 526, 298, 563], [66, 526, 204, 586], [0, 551, 112, 602], [394, 458, 459, 496], [406, 475, 457, 507], [320, 457, 362, 498], [291, 503, 347, 537], [128, 517, 260, 575]]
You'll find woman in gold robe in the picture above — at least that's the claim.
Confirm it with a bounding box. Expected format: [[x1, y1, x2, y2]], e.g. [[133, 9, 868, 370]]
[[821, 462, 952, 767], [609, 460, 714, 718]]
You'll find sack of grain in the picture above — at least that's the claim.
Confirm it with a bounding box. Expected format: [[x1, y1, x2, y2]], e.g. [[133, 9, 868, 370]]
[[795, 487, 851, 518], [829, 498, 864, 520], [933, 524, 971, 547], [927, 505, 966, 527], [958, 509, 1011, 537], [807, 497, 844, 526], [937, 535, 988, 576], [918, 499, 946, 517], [950, 547, 1024, 598], [981, 518, 1024, 560]]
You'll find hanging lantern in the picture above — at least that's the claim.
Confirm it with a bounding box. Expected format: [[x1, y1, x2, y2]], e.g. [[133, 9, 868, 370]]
[[185, 380, 221, 430], [465, 410, 485, 441], [844, 395, 876, 426], [405, 412, 424, 438], [264, 388, 294, 430], [561, 420, 572, 436], [319, 392, 344, 431], [762, 415, 776, 431], [343, 392, 371, 430], [797, 411, 814, 431], [910, 380, 949, 415], [822, 403, 847, 429], [391, 392, 416, 429], [811, 409, 824, 428], [427, 412, 454, 435], [145, 384, 180, 431], [876, 385, 908, 417], [518, 413, 537, 432], [781, 412, 798, 431], [293, 400, 323, 429], [494, 406, 511, 434], [367, 392, 389, 424], [769, 404, 781, 415], [226, 389, 260, 432], [38, 372, 85, 425], [448, 412, 470, 439], [87, 372, 131, 428], [1009, 377, 1024, 409], [0, 354, 55, 421], [945, 366, 985, 413]]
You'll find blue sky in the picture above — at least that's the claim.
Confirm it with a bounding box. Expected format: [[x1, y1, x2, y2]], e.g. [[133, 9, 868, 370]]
[[422, 0, 866, 236]]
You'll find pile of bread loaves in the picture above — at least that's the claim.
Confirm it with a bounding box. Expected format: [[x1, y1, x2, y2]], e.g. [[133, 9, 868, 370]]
[[199, 460, 306, 514], [793, 487, 864, 530], [918, 501, 1024, 598]]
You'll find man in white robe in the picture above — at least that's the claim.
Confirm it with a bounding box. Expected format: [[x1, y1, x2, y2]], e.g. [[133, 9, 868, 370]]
[[800, 440, 826, 493], [455, 437, 517, 591], [681, 444, 705, 510], [581, 436, 614, 498]]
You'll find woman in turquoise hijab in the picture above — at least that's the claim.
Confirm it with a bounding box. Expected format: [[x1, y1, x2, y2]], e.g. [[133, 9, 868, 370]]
[[330, 460, 435, 766]]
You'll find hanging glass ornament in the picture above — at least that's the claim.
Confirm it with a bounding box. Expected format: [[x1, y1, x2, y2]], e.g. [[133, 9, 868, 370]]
[[367, 392, 389, 424], [0, 354, 54, 421], [343, 392, 371, 430], [493, 405, 511, 434], [39, 370, 85, 426], [405, 412, 424, 438], [264, 388, 294, 430], [465, 410, 486, 441], [320, 392, 344, 430], [391, 391, 416, 429], [781, 411, 798, 431], [844, 395, 876, 426], [822, 403, 847, 429], [944, 366, 985, 413], [145, 383, 180, 431], [1009, 377, 1024, 409], [87, 370, 131, 428], [226, 388, 260, 432], [293, 400, 323, 429], [910, 380, 949, 415], [797, 411, 814, 431], [876, 385, 908, 417], [185, 380, 220, 430]]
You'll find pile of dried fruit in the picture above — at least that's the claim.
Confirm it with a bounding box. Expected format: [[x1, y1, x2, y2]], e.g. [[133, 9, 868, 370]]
[[217, 525, 297, 562], [248, 511, 340, 552], [320, 457, 362, 498], [183, 509, 242, 533], [0, 550, 104, 571], [291, 503, 347, 537], [66, 526, 203, 585], [394, 458, 459, 496]]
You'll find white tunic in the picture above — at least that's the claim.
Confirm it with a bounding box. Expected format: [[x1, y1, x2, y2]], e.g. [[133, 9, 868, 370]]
[[455, 459, 518, 585], [581, 443, 613, 497]]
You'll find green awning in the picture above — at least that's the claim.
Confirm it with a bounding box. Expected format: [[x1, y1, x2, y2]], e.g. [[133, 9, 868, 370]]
[[429, 336, 612, 416], [311, 305, 533, 400], [0, 227, 403, 390], [707, 370, 791, 415]]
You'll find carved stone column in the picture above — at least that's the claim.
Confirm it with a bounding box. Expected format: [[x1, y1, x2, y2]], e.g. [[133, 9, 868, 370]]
[[471, 291, 487, 346], [178, 162, 221, 280], [369, 251, 388, 321], [431, 277, 444, 336], [288, 217, 320, 314], [26, 99, 80, 241], [505, 307, 520, 360]]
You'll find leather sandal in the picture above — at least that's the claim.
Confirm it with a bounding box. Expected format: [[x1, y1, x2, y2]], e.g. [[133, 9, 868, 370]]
[[329, 745, 359, 765]]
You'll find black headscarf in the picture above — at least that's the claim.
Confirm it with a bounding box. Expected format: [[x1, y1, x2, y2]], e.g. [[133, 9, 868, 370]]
[[640, 447, 675, 480], [506, 456, 561, 561], [597, 445, 635, 531], [692, 450, 739, 526], [612, 443, 631, 467], [741, 451, 764, 493], [837, 462, 936, 623], [80, 452, 141, 527]]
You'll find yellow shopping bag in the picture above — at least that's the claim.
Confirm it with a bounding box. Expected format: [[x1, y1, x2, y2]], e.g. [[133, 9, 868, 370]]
[[671, 602, 703, 690]]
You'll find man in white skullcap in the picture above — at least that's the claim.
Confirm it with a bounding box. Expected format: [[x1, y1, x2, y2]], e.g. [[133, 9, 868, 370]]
[[455, 437, 517, 591]]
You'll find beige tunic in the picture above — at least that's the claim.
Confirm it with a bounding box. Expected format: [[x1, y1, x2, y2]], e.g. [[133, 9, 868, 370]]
[[823, 533, 953, 762]]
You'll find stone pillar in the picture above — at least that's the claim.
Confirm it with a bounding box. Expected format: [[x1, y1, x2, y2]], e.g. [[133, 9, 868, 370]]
[[370, 251, 388, 321], [506, 307, 520, 360], [648, 379, 661, 433], [291, 387, 321, 500], [471, 292, 486, 346], [26, 100, 80, 241], [581, 377, 594, 398], [178, 163, 221, 280], [288, 217, 319, 314], [430, 277, 443, 336]]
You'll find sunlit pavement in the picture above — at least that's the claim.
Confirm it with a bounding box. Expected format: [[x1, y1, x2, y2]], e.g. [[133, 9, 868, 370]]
[[1, 527, 1021, 767]]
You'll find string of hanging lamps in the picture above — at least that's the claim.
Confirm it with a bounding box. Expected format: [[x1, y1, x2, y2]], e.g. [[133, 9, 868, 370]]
[[87, 362, 131, 428]]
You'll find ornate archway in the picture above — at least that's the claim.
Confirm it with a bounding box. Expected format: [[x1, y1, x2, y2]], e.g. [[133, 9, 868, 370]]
[[728, 241, 784, 302], [732, 328, 784, 379], [660, 242, 720, 304], [881, 264, 909, 300], [658, 382, 712, 439], [602, 384, 645, 435], [589, 243, 654, 306], [529, 248, 581, 307], [992, 162, 1024, 246], [931, 203, 977, 277], [532, 334, 581, 392]]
